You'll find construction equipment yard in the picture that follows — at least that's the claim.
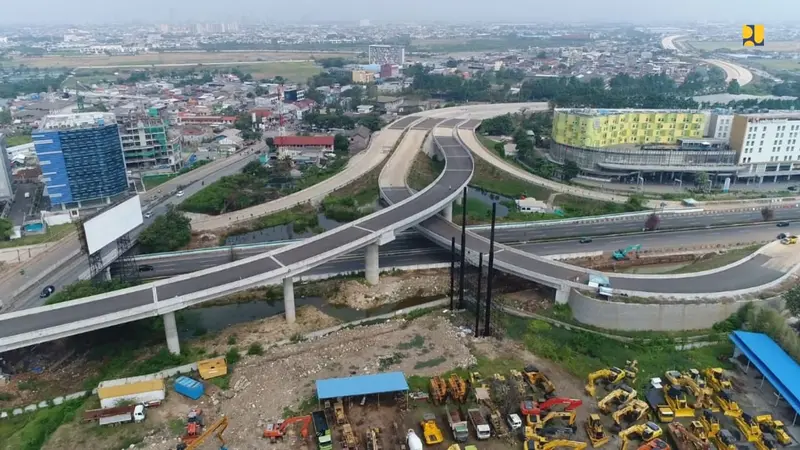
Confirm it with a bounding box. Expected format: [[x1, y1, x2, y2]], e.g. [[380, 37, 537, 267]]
[[8, 306, 800, 450]]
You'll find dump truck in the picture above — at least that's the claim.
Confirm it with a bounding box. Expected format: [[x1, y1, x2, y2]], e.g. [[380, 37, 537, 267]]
[[468, 408, 491, 440], [447, 406, 469, 442], [98, 404, 145, 426], [312, 410, 333, 450]]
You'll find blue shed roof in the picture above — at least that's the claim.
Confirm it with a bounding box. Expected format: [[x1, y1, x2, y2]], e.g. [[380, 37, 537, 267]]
[[316, 372, 409, 400], [730, 331, 800, 416]]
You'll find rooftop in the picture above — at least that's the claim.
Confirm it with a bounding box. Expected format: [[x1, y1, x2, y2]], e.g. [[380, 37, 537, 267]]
[[556, 108, 703, 117], [316, 372, 409, 400], [40, 112, 117, 130], [741, 111, 800, 120], [274, 135, 334, 147], [729, 330, 800, 417]]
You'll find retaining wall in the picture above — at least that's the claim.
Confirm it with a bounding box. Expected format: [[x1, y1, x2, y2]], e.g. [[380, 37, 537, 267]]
[[0, 243, 55, 264], [567, 289, 771, 331]]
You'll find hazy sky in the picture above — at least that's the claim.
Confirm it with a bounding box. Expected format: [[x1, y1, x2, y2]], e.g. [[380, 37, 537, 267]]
[[0, 0, 794, 25]]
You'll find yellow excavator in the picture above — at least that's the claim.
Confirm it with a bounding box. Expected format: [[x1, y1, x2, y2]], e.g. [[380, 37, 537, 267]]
[[525, 438, 588, 450], [586, 414, 610, 448], [663, 385, 694, 418], [599, 385, 637, 414], [699, 410, 720, 438], [619, 422, 663, 450], [703, 368, 732, 393], [612, 399, 649, 431], [679, 371, 716, 411], [586, 361, 638, 397], [755, 414, 791, 445], [532, 411, 577, 432], [176, 416, 228, 450], [525, 365, 557, 397]]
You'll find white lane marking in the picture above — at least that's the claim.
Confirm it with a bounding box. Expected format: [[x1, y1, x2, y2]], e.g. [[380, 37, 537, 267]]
[[270, 256, 285, 267], [355, 225, 374, 233]]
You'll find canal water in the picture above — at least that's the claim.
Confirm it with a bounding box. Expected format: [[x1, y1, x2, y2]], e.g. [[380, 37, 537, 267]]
[[177, 294, 441, 338]]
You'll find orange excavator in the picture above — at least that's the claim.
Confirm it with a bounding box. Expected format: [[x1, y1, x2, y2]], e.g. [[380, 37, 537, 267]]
[[521, 397, 583, 417], [183, 409, 205, 443], [177, 416, 229, 450], [263, 415, 312, 443]]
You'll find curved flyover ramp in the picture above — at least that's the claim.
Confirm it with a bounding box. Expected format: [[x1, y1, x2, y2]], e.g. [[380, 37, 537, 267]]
[[0, 116, 468, 353], [385, 123, 799, 299]]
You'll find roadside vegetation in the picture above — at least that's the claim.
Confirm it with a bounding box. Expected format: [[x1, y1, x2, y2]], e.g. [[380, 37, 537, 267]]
[[138, 207, 192, 254], [0, 223, 75, 250], [46, 280, 135, 306], [142, 159, 211, 190]]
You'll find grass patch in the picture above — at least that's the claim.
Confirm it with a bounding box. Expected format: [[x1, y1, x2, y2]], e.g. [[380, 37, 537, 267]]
[[665, 245, 759, 274], [413, 356, 448, 370], [0, 398, 86, 450], [281, 395, 317, 419], [168, 418, 185, 436], [407, 153, 444, 191], [397, 334, 426, 350], [225, 347, 241, 365], [143, 174, 174, 190], [0, 224, 75, 249], [406, 353, 525, 392], [502, 314, 733, 393], [320, 160, 383, 222], [46, 279, 134, 305], [247, 342, 264, 356], [209, 374, 231, 390], [470, 157, 551, 200], [4, 134, 32, 147], [221, 203, 319, 244]]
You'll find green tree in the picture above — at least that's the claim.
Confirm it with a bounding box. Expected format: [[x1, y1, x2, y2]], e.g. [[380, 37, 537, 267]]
[[785, 285, 800, 316], [493, 142, 506, 157], [694, 172, 710, 191], [0, 217, 13, 239], [562, 160, 580, 181], [727, 79, 741, 94], [138, 207, 192, 253], [761, 207, 775, 221], [46, 280, 133, 305], [0, 108, 11, 125], [334, 134, 349, 153], [357, 114, 383, 132]]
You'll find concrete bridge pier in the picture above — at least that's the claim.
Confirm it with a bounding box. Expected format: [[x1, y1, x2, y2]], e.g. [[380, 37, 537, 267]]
[[555, 284, 570, 305], [365, 242, 380, 285], [283, 277, 296, 324], [163, 311, 180, 355], [441, 203, 453, 222]]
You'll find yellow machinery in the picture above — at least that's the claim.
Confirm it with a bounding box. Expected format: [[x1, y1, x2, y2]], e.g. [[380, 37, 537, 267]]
[[703, 368, 732, 392], [782, 235, 798, 245], [365, 428, 380, 450], [533, 411, 577, 432], [342, 423, 358, 449], [612, 399, 649, 431], [430, 376, 448, 405], [711, 429, 737, 450], [755, 414, 791, 445], [420, 413, 444, 445], [599, 385, 637, 414], [663, 385, 694, 418], [334, 402, 346, 425], [525, 438, 588, 450], [735, 413, 762, 443], [619, 422, 663, 450], [176, 416, 228, 450], [586, 368, 626, 397], [699, 410, 720, 438], [448, 374, 468, 403], [525, 365, 557, 397], [665, 370, 713, 410], [755, 434, 779, 450], [667, 422, 709, 450], [469, 371, 486, 389], [713, 390, 742, 417], [586, 414, 610, 447]]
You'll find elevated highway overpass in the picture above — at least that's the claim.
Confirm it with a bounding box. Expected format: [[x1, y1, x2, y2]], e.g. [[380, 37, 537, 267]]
[[1, 104, 797, 354]]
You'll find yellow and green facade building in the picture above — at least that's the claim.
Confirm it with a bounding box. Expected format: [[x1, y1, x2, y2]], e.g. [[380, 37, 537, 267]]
[[552, 108, 707, 148], [547, 108, 738, 177]]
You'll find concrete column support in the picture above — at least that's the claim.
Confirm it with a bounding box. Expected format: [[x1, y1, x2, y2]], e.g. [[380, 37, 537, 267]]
[[555, 284, 570, 305], [283, 277, 296, 324], [102, 267, 111, 281], [163, 311, 180, 355], [441, 202, 453, 222], [365, 243, 380, 285]]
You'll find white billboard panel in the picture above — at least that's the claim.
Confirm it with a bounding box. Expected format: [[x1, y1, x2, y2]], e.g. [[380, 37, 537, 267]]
[[83, 195, 144, 255]]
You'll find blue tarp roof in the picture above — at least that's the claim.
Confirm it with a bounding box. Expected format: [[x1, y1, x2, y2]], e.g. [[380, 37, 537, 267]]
[[730, 331, 800, 416], [316, 372, 409, 400]]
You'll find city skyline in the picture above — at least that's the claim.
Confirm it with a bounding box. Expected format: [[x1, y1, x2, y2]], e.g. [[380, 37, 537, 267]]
[[0, 0, 793, 25]]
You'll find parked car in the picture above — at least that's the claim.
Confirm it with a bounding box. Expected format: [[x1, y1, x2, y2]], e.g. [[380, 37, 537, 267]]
[[579, 237, 593, 244], [777, 221, 791, 227], [778, 233, 788, 240], [176, 191, 184, 197], [788, 186, 797, 191], [144, 212, 152, 219], [138, 265, 155, 272], [39, 285, 55, 298]]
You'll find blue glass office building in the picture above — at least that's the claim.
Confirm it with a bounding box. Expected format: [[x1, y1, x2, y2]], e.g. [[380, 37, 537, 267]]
[[33, 113, 128, 207]]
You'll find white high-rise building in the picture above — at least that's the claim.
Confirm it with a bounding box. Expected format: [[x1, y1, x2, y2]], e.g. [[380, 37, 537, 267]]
[[708, 110, 735, 143], [730, 111, 800, 181], [0, 133, 12, 201], [368, 45, 405, 67]]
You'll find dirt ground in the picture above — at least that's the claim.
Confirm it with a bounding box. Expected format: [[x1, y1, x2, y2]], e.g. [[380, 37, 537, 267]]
[[328, 270, 449, 310]]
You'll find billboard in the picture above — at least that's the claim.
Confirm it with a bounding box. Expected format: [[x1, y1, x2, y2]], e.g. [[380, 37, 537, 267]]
[[83, 195, 144, 255]]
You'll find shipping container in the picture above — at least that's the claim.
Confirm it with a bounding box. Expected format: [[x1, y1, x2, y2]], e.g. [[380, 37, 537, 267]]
[[174, 376, 205, 400], [98, 379, 165, 409], [197, 357, 227, 380]]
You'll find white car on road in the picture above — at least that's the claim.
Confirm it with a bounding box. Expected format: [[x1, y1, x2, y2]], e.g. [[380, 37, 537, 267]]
[[176, 191, 184, 197]]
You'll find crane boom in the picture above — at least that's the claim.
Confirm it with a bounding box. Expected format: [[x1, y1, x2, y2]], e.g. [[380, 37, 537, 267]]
[[177, 416, 229, 450]]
